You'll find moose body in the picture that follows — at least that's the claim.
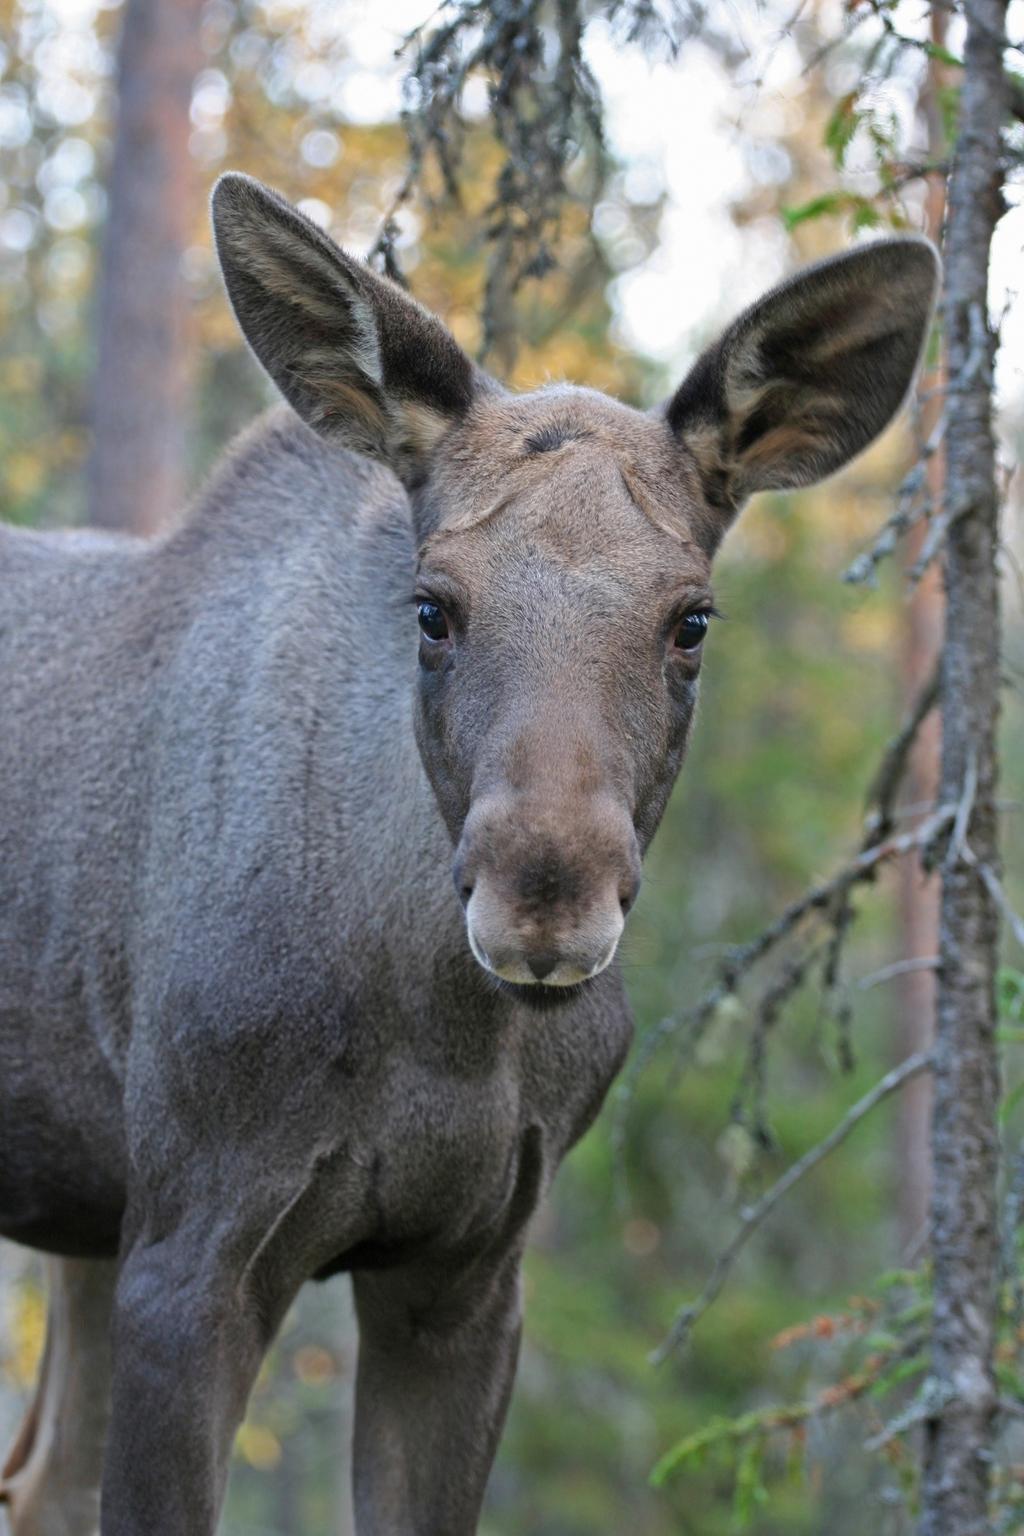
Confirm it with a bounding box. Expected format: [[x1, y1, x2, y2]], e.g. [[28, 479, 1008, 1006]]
[[2, 415, 629, 1233], [0, 175, 938, 1536]]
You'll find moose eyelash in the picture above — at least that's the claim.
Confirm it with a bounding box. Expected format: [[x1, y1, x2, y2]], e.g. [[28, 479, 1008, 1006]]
[[408, 584, 471, 630], [667, 602, 725, 631]]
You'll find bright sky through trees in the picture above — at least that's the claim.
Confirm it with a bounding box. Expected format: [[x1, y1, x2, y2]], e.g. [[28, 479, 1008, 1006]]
[[6, 0, 1024, 412], [313, 0, 1024, 406]]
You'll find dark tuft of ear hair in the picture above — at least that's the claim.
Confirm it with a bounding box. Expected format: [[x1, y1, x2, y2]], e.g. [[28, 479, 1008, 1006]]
[[211, 173, 486, 483], [665, 238, 940, 522]]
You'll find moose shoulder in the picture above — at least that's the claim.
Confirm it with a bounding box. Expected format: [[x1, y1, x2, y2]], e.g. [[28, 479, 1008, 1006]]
[[0, 173, 938, 1536]]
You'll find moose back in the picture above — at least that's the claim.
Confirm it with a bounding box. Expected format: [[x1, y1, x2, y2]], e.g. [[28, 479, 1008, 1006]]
[[0, 174, 938, 1535]]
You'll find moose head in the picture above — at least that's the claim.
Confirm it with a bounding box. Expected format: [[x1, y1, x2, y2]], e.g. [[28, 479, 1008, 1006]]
[[213, 174, 938, 999]]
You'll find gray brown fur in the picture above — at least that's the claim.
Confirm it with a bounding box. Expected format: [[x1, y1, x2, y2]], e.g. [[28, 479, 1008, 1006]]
[[0, 173, 938, 1535]]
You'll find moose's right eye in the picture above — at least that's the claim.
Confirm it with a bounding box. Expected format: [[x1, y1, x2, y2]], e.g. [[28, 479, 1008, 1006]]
[[417, 601, 450, 643]]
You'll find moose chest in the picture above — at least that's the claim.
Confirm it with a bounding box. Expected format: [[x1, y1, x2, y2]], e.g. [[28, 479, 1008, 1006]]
[[307, 980, 625, 1268], [340, 1017, 529, 1247], [325, 974, 631, 1267], [143, 941, 631, 1287]]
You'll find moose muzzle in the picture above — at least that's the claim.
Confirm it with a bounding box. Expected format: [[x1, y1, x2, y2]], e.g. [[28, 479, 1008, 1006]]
[[454, 791, 641, 989]]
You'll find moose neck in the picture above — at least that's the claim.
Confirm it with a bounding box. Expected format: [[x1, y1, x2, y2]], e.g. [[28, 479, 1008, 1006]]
[[148, 411, 466, 987]]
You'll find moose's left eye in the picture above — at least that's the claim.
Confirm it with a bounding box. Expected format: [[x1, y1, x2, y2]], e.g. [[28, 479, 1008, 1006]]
[[673, 611, 709, 651], [417, 601, 451, 643]]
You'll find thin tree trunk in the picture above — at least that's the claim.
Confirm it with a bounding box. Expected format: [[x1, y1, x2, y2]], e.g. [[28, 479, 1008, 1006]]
[[920, 0, 1005, 1528], [88, 0, 204, 535], [895, 8, 948, 1257]]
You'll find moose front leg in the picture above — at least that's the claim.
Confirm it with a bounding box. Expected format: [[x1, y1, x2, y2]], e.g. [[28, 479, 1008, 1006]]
[[99, 1225, 295, 1536], [351, 1254, 523, 1536]]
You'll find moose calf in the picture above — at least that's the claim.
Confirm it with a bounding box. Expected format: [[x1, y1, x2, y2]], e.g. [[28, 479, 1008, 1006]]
[[0, 174, 937, 1534]]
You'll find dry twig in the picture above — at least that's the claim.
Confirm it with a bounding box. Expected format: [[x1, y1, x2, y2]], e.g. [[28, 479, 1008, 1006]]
[[651, 1050, 936, 1364], [613, 803, 955, 1192]]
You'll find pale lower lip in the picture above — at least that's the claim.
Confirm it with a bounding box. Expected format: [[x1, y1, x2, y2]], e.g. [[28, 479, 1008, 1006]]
[[494, 963, 589, 988], [465, 924, 618, 988]]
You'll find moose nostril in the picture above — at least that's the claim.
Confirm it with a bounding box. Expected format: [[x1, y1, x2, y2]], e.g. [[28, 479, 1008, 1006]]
[[452, 851, 475, 909], [620, 877, 641, 916], [453, 860, 474, 907], [527, 953, 559, 982]]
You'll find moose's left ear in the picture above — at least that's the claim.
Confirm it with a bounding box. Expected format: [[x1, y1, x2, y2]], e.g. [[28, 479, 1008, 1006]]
[[666, 239, 940, 517]]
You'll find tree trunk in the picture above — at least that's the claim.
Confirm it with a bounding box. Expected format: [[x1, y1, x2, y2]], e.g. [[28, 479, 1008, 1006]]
[[895, 8, 948, 1258], [920, 0, 1005, 1529], [88, 0, 204, 535]]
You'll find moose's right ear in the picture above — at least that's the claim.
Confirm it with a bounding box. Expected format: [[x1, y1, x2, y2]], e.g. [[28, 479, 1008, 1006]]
[[211, 173, 483, 483], [665, 239, 940, 527]]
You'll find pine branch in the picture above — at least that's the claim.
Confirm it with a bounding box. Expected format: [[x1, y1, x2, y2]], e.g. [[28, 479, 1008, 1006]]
[[651, 1050, 935, 1364]]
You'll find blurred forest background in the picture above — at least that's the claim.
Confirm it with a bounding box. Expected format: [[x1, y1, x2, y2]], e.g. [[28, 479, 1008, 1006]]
[[0, 0, 1022, 1532]]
